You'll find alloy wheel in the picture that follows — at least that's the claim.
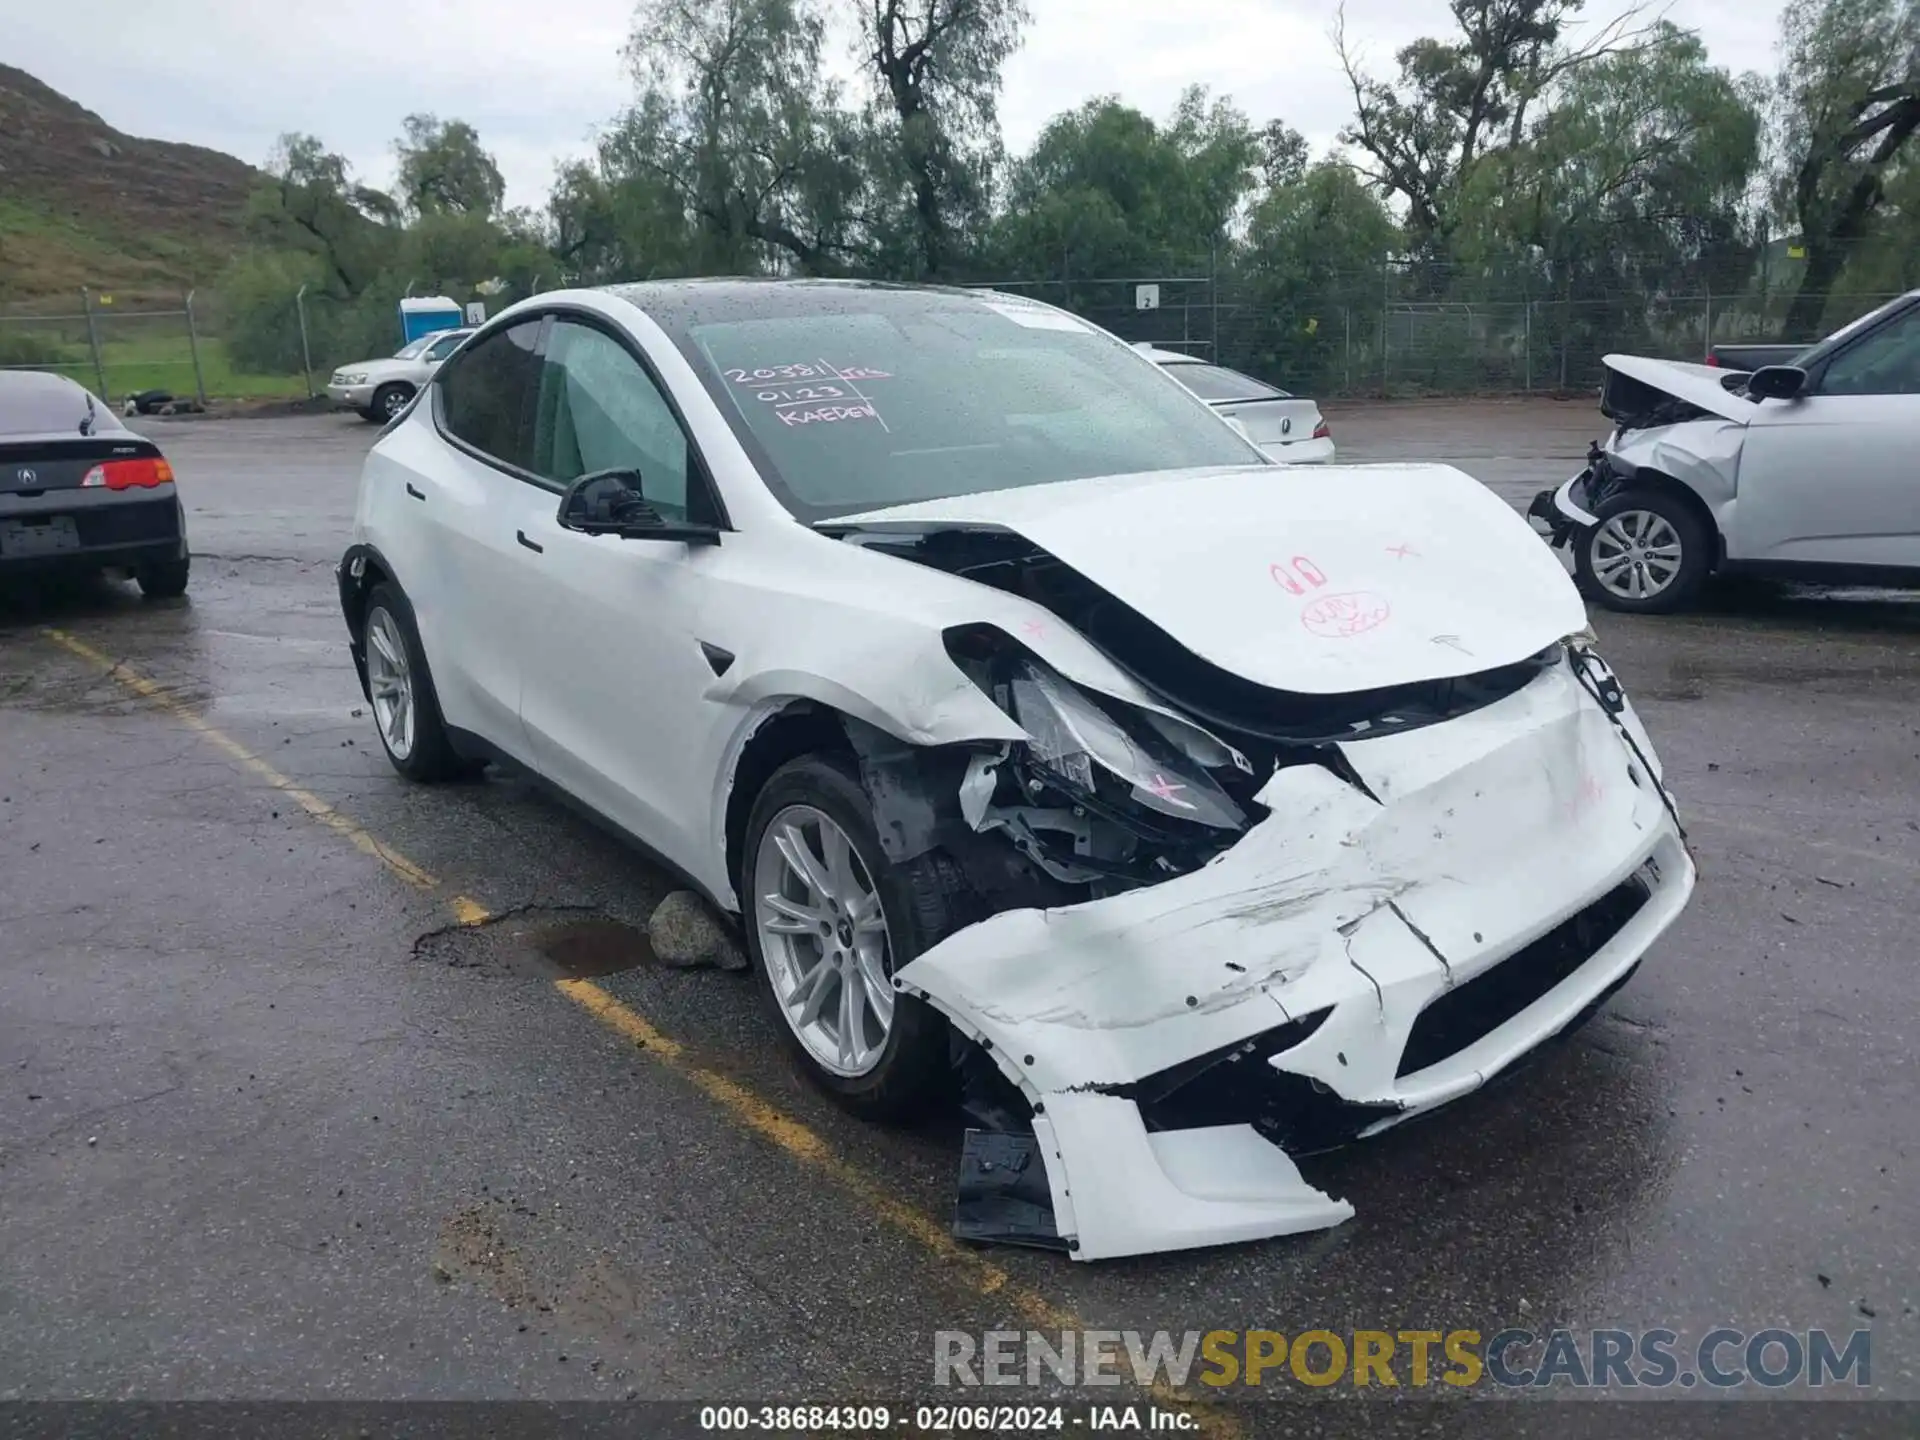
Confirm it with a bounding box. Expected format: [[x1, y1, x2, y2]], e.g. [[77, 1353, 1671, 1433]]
[[1590, 510, 1684, 602], [364, 606, 416, 761], [751, 804, 895, 1078]]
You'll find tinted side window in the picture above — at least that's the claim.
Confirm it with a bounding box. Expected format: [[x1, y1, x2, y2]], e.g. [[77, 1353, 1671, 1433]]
[[1819, 307, 1920, 396], [438, 320, 542, 468], [529, 320, 693, 520]]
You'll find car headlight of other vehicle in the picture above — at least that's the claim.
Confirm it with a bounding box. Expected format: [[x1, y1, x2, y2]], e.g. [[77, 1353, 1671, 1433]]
[[1002, 659, 1246, 831], [338, 372, 367, 385]]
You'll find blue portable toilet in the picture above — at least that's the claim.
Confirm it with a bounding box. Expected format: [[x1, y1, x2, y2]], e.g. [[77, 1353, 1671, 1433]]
[[399, 296, 464, 345]]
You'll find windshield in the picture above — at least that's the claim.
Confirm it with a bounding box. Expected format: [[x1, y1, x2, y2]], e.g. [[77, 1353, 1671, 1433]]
[[656, 285, 1265, 521], [1163, 361, 1289, 403], [393, 334, 447, 360], [1790, 294, 1919, 369]]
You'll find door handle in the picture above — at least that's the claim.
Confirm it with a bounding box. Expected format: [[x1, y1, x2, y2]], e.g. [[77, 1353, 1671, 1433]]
[[405, 483, 426, 501], [516, 530, 544, 553]]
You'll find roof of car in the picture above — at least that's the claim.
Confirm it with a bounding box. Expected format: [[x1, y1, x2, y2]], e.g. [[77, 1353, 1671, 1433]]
[[0, 369, 119, 438]]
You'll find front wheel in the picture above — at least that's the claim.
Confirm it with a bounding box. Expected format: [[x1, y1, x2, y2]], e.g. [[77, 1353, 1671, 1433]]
[[1574, 489, 1712, 614], [369, 384, 413, 423], [740, 754, 957, 1121]]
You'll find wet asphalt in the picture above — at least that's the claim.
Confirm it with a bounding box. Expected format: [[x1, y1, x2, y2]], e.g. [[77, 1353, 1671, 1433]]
[[1, 403, 1916, 1425]]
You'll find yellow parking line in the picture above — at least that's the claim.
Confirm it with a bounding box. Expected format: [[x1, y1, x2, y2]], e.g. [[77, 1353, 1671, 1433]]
[[44, 627, 1238, 1433], [552, 970, 1238, 1431], [42, 628, 439, 890]]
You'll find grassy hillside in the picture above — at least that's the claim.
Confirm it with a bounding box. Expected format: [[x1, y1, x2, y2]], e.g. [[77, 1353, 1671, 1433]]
[[0, 64, 262, 302]]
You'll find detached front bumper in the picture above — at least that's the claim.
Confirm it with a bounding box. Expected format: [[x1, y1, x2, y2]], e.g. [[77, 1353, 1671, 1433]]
[[898, 651, 1694, 1261]]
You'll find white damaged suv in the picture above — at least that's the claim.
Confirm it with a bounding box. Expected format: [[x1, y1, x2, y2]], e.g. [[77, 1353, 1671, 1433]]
[[1533, 289, 1920, 613], [337, 280, 1695, 1261]]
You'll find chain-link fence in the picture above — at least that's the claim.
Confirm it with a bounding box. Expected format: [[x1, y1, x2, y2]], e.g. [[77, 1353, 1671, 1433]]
[[5, 268, 1910, 406], [970, 262, 1912, 400], [0, 290, 227, 408]]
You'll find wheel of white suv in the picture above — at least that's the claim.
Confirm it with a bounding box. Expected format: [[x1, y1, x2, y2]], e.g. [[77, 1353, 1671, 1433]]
[[1574, 488, 1712, 615], [369, 383, 414, 423], [740, 754, 956, 1120], [361, 581, 470, 782]]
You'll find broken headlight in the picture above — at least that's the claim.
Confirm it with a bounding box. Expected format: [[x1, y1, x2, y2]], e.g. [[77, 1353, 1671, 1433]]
[[1004, 660, 1245, 831]]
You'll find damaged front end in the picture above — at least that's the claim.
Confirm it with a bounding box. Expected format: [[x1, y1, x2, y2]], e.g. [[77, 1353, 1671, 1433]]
[[1531, 355, 1752, 547], [836, 608, 1693, 1262]]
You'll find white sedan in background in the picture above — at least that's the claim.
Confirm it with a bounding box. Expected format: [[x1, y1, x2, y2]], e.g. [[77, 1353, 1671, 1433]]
[[336, 280, 1691, 1262], [1137, 344, 1334, 462], [327, 328, 474, 423]]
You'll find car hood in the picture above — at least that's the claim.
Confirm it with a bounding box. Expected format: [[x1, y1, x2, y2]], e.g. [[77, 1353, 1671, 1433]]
[[338, 357, 416, 379], [1603, 354, 1756, 425], [831, 463, 1585, 695]]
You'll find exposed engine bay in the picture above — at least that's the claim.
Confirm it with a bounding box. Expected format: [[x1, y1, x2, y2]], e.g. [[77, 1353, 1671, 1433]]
[[833, 523, 1565, 901]]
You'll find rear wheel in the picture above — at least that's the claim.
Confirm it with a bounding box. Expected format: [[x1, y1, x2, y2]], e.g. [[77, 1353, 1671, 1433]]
[[1574, 489, 1712, 614], [362, 582, 468, 782], [136, 555, 190, 599], [740, 754, 957, 1121]]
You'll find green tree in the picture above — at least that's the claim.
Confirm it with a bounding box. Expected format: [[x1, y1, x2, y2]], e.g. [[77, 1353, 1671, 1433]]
[[620, 0, 868, 272], [992, 89, 1259, 283], [1463, 24, 1763, 370], [1238, 161, 1398, 390], [1336, 0, 1657, 264], [394, 114, 508, 218], [855, 0, 1028, 278], [245, 133, 401, 296], [1773, 0, 1920, 335]]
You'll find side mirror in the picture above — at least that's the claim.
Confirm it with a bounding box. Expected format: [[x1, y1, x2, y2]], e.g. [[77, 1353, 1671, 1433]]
[[556, 469, 720, 545], [1746, 365, 1807, 401]]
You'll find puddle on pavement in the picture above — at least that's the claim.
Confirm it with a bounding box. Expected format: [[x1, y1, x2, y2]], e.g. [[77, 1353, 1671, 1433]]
[[415, 906, 658, 981], [533, 917, 657, 978]]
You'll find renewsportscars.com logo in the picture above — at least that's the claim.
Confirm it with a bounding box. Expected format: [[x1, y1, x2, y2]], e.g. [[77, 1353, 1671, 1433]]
[[934, 1328, 1873, 1390]]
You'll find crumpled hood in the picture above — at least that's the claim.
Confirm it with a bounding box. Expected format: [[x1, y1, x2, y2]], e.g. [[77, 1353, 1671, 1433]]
[[834, 463, 1586, 694], [1603, 354, 1757, 425]]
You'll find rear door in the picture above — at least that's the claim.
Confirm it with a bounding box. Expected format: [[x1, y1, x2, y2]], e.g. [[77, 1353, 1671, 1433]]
[[1731, 301, 1920, 568]]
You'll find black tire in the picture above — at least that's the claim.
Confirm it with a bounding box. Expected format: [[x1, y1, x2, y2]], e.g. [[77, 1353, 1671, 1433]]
[[739, 753, 960, 1122], [369, 384, 413, 423], [361, 581, 470, 782], [1573, 487, 1713, 615], [135, 555, 190, 599]]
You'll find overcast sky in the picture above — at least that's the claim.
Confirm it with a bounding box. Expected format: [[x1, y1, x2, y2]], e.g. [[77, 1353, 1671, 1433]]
[[11, 0, 1786, 213]]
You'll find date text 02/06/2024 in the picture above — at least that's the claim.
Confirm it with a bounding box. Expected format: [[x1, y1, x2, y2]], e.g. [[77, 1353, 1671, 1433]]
[[697, 1404, 1193, 1432]]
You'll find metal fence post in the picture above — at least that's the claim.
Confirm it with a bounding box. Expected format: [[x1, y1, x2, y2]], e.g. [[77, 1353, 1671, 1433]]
[[1343, 307, 1352, 394], [80, 287, 109, 401], [1525, 300, 1533, 392], [1380, 255, 1390, 392], [184, 289, 208, 407], [1703, 288, 1713, 359], [295, 284, 315, 399]]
